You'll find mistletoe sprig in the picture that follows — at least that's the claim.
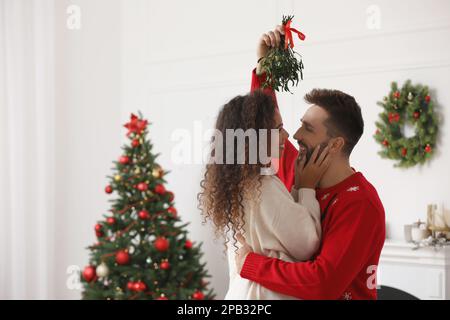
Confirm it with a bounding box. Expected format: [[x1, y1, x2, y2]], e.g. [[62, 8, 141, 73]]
[[260, 15, 306, 93]]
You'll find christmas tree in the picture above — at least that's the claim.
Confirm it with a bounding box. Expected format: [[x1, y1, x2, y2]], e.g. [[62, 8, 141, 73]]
[[81, 112, 215, 300]]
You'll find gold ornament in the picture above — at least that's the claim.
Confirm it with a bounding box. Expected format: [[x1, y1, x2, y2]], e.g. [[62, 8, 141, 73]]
[[152, 166, 164, 179], [96, 262, 110, 277], [134, 168, 140, 174], [114, 175, 122, 182]]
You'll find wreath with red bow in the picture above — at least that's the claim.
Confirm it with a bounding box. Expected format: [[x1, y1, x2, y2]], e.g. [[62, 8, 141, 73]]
[[374, 80, 439, 168]]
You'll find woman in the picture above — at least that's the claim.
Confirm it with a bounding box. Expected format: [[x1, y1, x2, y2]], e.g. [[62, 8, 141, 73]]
[[198, 91, 330, 299]]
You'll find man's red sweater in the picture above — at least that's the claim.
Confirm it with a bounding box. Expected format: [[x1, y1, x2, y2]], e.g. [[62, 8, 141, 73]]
[[243, 69, 386, 300]]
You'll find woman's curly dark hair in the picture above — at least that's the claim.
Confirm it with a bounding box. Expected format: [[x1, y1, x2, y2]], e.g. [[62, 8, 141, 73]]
[[198, 90, 277, 253]]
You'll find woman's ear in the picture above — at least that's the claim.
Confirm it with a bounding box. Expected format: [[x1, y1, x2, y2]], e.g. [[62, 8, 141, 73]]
[[329, 137, 345, 154]]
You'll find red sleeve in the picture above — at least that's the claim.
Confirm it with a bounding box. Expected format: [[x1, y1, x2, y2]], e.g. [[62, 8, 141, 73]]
[[250, 68, 298, 191], [240, 201, 384, 299]]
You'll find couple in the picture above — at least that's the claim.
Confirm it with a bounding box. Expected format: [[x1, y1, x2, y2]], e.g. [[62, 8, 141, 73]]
[[198, 25, 385, 300]]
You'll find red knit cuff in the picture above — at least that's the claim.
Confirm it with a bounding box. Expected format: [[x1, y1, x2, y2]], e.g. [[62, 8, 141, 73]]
[[240, 252, 266, 281], [252, 68, 267, 87]]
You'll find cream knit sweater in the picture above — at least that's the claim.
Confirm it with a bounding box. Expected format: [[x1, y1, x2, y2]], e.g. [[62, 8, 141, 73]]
[[224, 175, 321, 300]]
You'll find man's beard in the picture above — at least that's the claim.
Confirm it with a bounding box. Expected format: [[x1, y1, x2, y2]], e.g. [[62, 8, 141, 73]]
[[298, 140, 330, 164]]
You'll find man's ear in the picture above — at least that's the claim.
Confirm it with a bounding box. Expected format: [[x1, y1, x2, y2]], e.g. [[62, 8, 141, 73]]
[[329, 137, 345, 154]]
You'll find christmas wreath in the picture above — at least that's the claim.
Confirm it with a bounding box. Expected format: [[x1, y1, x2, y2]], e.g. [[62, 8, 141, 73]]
[[260, 15, 305, 93], [374, 80, 439, 168]]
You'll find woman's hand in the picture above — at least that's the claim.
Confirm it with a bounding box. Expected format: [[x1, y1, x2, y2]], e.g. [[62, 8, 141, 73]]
[[256, 25, 285, 75], [295, 145, 331, 189]]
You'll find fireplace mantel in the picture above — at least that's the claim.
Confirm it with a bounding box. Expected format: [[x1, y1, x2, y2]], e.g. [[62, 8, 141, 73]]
[[378, 240, 450, 300]]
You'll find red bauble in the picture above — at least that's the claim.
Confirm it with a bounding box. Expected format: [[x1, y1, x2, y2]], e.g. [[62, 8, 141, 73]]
[[393, 91, 400, 99], [154, 184, 166, 195], [184, 240, 193, 249], [139, 282, 147, 291], [137, 182, 148, 191], [167, 207, 177, 218], [134, 281, 147, 292], [106, 217, 116, 225], [119, 155, 130, 165], [167, 191, 175, 202], [425, 95, 431, 103], [192, 291, 204, 300], [425, 144, 432, 153], [401, 148, 407, 157], [116, 250, 130, 265], [105, 185, 113, 194], [127, 281, 135, 291], [382, 139, 389, 147], [95, 224, 104, 237], [156, 295, 168, 300], [133, 282, 141, 291], [413, 111, 420, 120], [132, 139, 140, 148], [160, 261, 170, 270], [154, 237, 169, 252], [82, 266, 97, 283], [138, 210, 150, 220]]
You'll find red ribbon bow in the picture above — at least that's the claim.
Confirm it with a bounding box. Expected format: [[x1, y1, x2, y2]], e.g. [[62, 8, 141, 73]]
[[284, 20, 306, 49], [388, 112, 400, 123], [124, 113, 148, 137]]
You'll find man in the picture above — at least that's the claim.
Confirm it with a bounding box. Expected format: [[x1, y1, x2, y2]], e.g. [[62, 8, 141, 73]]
[[234, 25, 386, 300]]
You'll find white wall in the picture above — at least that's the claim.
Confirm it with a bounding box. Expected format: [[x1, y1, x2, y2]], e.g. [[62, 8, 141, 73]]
[[120, 0, 450, 299], [54, 0, 122, 299]]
